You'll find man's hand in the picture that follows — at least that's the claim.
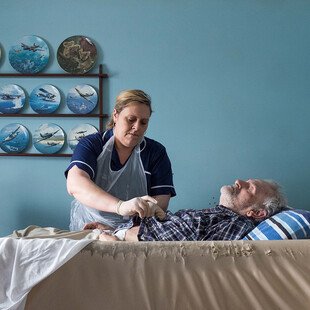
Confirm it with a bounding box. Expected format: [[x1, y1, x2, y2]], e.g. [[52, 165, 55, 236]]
[[99, 232, 120, 241], [83, 222, 113, 231]]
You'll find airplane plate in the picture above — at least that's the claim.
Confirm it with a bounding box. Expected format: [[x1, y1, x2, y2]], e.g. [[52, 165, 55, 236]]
[[68, 123, 98, 150], [57, 35, 97, 74], [33, 123, 65, 154], [9, 35, 50, 74], [0, 84, 26, 114], [29, 84, 61, 114], [0, 123, 30, 153], [66, 84, 98, 114]]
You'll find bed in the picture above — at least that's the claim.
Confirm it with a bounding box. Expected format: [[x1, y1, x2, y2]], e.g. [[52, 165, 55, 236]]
[[24, 238, 310, 310], [2, 208, 310, 310]]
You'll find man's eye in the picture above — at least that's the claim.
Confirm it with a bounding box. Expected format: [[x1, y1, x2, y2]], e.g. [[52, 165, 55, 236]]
[[128, 118, 135, 123]]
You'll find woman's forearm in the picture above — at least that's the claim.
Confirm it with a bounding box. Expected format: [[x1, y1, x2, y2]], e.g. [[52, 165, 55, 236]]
[[67, 165, 119, 213]]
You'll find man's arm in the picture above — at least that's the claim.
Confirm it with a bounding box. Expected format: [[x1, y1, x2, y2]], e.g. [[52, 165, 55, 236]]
[[124, 226, 139, 241], [98, 226, 139, 242]]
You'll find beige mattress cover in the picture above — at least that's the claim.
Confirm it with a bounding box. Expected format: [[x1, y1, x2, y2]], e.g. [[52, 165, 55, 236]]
[[25, 236, 310, 310]]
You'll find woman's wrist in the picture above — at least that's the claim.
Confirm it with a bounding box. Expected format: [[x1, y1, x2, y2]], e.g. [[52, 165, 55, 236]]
[[115, 200, 124, 215]]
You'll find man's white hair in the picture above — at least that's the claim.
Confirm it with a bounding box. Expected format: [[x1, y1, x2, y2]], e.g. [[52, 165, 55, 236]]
[[254, 180, 288, 218]]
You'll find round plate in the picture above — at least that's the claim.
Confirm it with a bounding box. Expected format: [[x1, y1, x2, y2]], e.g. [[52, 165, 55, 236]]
[[33, 123, 65, 154], [0, 123, 30, 153], [66, 84, 98, 114], [9, 35, 49, 73], [0, 84, 26, 114], [29, 84, 61, 114], [68, 124, 98, 150], [57, 35, 97, 73]]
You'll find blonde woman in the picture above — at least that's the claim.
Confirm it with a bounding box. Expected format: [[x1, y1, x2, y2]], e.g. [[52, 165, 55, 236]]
[[66, 90, 176, 231]]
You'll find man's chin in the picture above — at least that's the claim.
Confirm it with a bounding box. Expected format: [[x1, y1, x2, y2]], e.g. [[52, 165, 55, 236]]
[[219, 187, 234, 208]]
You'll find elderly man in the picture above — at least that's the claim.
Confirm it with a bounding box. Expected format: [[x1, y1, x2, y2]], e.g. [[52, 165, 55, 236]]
[[85, 179, 287, 241]]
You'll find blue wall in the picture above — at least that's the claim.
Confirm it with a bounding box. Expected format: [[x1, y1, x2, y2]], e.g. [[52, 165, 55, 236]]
[[1, 0, 309, 236]]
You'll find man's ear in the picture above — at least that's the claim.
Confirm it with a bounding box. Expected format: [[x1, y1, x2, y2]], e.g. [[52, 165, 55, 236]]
[[246, 209, 267, 220]]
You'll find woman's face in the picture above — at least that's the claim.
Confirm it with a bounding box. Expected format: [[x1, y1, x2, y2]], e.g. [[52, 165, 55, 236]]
[[113, 102, 151, 150]]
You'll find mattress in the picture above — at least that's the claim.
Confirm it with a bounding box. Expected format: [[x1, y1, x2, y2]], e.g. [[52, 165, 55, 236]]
[[25, 239, 310, 310]]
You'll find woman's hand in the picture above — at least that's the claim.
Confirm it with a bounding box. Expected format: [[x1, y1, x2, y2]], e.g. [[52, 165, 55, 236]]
[[117, 195, 163, 218], [147, 202, 166, 220]]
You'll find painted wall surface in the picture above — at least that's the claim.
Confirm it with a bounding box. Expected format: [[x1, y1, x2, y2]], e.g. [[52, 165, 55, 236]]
[[0, 0, 309, 236]]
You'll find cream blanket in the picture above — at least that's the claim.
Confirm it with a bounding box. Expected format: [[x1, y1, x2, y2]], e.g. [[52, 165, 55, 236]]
[[0, 226, 99, 310]]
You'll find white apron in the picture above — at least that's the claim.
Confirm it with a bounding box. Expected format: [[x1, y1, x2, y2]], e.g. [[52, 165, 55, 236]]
[[70, 133, 148, 231]]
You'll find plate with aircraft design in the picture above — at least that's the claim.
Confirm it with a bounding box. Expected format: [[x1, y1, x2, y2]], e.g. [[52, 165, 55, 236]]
[[57, 35, 97, 74], [68, 123, 98, 150], [66, 84, 98, 114], [29, 84, 61, 114], [0, 123, 30, 153], [9, 35, 50, 73], [33, 123, 65, 154], [0, 84, 26, 114]]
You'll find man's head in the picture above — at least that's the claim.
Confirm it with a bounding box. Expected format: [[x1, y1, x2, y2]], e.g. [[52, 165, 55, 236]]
[[219, 179, 287, 221]]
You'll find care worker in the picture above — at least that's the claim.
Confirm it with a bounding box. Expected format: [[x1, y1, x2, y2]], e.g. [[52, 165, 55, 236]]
[[65, 89, 176, 231]]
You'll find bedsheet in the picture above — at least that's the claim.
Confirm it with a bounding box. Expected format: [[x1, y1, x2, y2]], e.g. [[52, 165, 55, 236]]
[[0, 227, 97, 310]]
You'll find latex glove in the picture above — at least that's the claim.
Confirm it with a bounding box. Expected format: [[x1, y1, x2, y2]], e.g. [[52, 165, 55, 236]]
[[145, 202, 166, 220], [117, 195, 158, 218]]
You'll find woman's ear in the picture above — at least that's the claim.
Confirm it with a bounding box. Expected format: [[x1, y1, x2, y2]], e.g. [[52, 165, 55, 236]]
[[246, 209, 267, 220], [113, 109, 118, 123]]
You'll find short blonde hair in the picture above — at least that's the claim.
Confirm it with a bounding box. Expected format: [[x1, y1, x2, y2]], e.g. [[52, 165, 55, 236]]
[[107, 89, 153, 129]]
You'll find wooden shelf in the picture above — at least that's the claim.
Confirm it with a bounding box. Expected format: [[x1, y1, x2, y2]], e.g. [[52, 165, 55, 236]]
[[0, 64, 108, 157], [0, 152, 72, 157], [1, 113, 109, 117]]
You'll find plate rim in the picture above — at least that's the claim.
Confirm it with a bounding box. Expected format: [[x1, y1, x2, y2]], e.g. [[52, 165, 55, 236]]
[[57, 35, 97, 74], [29, 84, 61, 114], [8, 35, 50, 74], [33, 122, 65, 154], [0, 123, 30, 153], [66, 84, 98, 114], [68, 123, 98, 150], [0, 84, 26, 114]]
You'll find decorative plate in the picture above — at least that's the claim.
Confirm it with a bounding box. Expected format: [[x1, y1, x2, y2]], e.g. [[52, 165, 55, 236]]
[[68, 124, 98, 150], [0, 84, 26, 114], [9, 35, 49, 74], [33, 123, 65, 154], [66, 84, 98, 114], [57, 35, 97, 74], [29, 84, 61, 114], [0, 123, 30, 153]]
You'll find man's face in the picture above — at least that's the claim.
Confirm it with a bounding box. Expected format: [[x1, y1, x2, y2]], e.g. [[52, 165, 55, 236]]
[[219, 179, 274, 216]]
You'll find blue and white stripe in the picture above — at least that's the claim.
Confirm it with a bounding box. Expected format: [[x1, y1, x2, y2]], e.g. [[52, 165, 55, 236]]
[[243, 210, 310, 240]]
